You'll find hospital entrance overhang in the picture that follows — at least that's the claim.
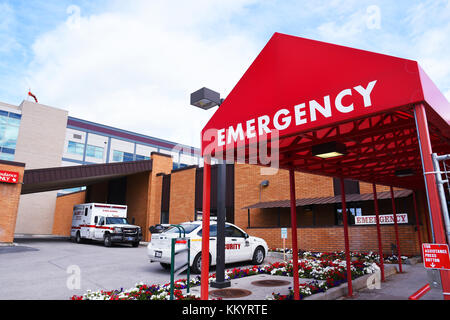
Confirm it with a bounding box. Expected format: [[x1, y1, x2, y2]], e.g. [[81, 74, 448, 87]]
[[199, 32, 450, 300]]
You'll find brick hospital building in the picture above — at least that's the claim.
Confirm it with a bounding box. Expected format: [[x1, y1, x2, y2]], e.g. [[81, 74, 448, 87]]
[[0, 100, 431, 257]]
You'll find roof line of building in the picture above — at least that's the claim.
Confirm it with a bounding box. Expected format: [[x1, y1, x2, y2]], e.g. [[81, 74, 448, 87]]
[[21, 159, 153, 194], [243, 189, 413, 209]]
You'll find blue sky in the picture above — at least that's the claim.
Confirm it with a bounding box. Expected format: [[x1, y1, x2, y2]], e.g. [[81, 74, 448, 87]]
[[0, 0, 449, 147]]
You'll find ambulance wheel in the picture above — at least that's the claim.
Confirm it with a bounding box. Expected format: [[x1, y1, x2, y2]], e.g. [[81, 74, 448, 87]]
[[75, 231, 83, 244], [104, 234, 112, 247], [131, 241, 139, 247], [191, 252, 211, 274], [252, 246, 265, 265]]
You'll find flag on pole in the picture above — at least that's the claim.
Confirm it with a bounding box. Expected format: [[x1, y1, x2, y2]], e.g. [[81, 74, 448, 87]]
[[28, 90, 38, 103]]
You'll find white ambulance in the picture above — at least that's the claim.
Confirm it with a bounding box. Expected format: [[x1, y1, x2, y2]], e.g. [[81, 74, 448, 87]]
[[71, 203, 142, 247], [147, 221, 268, 273]]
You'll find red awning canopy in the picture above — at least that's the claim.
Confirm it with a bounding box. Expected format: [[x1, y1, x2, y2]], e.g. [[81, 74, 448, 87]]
[[201, 33, 450, 190]]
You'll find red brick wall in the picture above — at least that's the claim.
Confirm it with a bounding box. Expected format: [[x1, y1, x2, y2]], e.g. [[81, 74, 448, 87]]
[[169, 167, 196, 224], [146, 153, 173, 241], [52, 191, 86, 236], [126, 172, 151, 236], [247, 225, 421, 256], [0, 161, 25, 243], [234, 163, 335, 231]]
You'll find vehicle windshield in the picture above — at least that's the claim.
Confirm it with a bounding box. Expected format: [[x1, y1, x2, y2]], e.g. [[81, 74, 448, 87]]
[[105, 217, 128, 225], [164, 223, 200, 235]]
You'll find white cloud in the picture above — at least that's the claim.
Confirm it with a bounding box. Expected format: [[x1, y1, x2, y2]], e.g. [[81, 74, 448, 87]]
[[24, 0, 260, 148], [18, 0, 450, 147]]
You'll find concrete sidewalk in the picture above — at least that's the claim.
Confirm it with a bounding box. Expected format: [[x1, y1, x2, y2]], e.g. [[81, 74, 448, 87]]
[[345, 263, 443, 300]]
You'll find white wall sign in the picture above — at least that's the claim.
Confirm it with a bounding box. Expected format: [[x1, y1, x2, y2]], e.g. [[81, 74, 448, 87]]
[[354, 213, 408, 225]]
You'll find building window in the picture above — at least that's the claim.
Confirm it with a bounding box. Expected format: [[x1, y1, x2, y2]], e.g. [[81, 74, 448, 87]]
[[0, 152, 14, 161], [86, 145, 104, 159], [0, 111, 21, 161], [0, 147, 15, 154], [67, 141, 85, 155], [335, 203, 362, 225], [113, 150, 134, 162], [112, 150, 122, 162], [135, 154, 150, 161]]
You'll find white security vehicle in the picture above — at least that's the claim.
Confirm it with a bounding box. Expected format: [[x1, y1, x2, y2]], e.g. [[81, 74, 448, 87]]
[[71, 203, 142, 247], [147, 221, 268, 273]]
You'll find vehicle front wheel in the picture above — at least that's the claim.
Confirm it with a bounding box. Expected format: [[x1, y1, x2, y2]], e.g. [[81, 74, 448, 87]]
[[252, 246, 265, 265], [104, 234, 112, 247]]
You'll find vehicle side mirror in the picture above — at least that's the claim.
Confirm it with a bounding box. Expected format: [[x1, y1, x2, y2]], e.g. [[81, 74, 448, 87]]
[[131, 217, 135, 224], [244, 233, 249, 239]]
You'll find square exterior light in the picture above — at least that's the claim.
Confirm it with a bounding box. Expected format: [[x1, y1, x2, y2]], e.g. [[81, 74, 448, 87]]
[[190, 87, 222, 110], [312, 141, 347, 159], [395, 168, 415, 177]]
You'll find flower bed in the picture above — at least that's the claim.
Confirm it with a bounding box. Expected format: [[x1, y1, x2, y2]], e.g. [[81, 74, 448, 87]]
[[270, 281, 328, 300], [71, 284, 201, 300], [71, 252, 380, 300], [270, 248, 409, 264]]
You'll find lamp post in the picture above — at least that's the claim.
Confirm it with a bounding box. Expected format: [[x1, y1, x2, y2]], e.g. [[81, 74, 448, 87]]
[[190, 87, 231, 294]]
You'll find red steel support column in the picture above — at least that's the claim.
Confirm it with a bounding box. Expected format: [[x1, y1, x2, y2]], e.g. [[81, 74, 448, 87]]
[[390, 186, 403, 273], [372, 183, 385, 281], [289, 168, 300, 301], [412, 191, 423, 259], [201, 160, 211, 300], [339, 177, 353, 297], [425, 207, 433, 243], [414, 103, 450, 300]]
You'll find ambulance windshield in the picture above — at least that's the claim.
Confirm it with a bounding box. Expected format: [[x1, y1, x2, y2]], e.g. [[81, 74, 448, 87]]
[[105, 217, 128, 225]]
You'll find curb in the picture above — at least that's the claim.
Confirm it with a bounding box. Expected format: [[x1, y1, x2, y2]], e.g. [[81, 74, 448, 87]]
[[0, 242, 18, 247], [14, 234, 71, 241]]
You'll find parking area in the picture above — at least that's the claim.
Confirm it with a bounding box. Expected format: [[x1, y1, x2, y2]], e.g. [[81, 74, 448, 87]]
[[0, 238, 276, 300]]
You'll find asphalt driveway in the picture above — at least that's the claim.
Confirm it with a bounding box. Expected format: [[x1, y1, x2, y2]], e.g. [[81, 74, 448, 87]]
[[0, 237, 275, 300], [0, 238, 165, 299]]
